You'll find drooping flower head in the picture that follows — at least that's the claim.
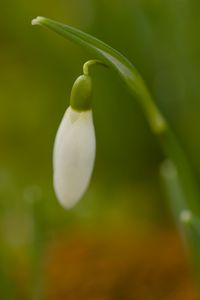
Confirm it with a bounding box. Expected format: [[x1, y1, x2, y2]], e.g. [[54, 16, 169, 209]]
[[53, 73, 96, 209]]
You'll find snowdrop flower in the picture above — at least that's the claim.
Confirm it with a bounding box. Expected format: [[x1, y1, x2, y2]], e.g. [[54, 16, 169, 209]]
[[53, 74, 96, 209]]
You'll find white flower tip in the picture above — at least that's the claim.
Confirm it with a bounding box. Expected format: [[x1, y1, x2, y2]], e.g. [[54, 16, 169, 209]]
[[31, 16, 45, 26], [180, 210, 192, 224], [55, 191, 82, 210]]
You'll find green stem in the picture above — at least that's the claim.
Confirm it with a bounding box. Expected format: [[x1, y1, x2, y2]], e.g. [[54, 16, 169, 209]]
[[161, 129, 200, 215], [83, 59, 107, 76], [160, 160, 188, 226]]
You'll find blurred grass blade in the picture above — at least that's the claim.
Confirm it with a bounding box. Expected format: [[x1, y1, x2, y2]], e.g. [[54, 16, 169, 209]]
[[160, 160, 188, 226], [161, 161, 200, 281], [161, 132, 200, 215], [161, 157, 199, 227], [31, 16, 165, 133], [180, 211, 200, 280]]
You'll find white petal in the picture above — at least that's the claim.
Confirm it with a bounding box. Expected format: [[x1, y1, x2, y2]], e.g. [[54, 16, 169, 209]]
[[53, 106, 96, 208]]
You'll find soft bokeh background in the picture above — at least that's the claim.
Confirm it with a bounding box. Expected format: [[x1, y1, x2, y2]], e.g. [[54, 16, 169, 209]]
[[0, 0, 200, 299]]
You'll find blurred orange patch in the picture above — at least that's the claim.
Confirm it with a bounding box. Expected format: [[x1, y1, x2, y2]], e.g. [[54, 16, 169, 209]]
[[41, 228, 198, 300]]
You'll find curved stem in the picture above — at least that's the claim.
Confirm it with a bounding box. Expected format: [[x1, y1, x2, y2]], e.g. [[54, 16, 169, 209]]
[[83, 59, 107, 76]]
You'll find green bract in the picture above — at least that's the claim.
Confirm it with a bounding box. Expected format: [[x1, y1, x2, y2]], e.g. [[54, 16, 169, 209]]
[[70, 75, 92, 111]]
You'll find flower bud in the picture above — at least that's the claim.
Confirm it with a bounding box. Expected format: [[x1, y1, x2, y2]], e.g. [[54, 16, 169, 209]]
[[53, 74, 95, 209]]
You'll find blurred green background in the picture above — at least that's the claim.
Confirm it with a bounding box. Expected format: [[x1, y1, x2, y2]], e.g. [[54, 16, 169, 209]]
[[0, 0, 200, 299]]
